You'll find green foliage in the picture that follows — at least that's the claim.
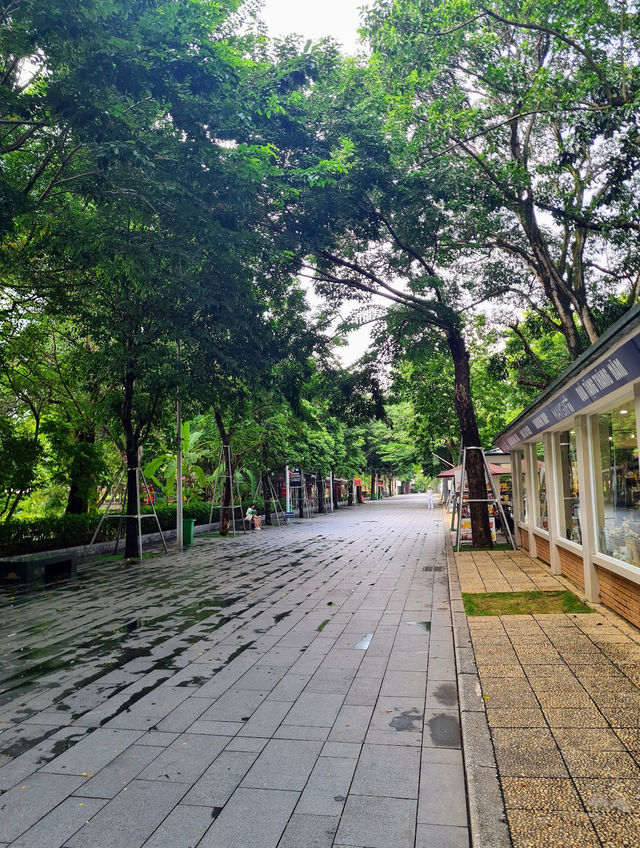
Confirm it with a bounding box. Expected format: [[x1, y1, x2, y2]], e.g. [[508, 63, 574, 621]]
[[0, 499, 254, 556], [0, 418, 42, 520]]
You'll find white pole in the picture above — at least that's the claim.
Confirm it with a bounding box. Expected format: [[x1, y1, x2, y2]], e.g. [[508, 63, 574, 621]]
[[176, 341, 183, 551], [136, 451, 143, 561], [285, 464, 291, 514], [329, 470, 334, 511]]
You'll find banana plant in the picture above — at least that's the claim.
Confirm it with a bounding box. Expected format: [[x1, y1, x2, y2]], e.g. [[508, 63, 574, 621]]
[[144, 422, 211, 503]]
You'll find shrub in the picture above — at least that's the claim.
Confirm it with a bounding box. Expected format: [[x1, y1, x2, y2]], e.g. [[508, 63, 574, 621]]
[[0, 500, 250, 556]]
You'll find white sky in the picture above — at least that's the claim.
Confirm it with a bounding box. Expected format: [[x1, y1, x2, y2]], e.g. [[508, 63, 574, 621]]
[[259, 0, 368, 55], [259, 0, 375, 365]]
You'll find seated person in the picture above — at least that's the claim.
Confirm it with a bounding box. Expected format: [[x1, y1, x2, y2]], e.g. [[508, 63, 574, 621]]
[[245, 503, 262, 529]]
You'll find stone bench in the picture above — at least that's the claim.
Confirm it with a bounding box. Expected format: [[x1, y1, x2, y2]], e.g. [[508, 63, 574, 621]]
[[0, 551, 78, 583]]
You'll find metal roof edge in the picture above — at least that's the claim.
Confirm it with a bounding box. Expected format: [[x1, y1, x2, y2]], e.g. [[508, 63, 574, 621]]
[[493, 302, 640, 445]]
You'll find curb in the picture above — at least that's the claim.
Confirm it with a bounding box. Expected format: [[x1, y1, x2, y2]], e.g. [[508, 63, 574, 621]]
[[445, 528, 512, 848]]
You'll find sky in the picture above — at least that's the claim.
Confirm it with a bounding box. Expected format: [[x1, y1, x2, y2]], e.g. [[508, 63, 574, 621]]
[[260, 1, 374, 364], [259, 0, 368, 55]]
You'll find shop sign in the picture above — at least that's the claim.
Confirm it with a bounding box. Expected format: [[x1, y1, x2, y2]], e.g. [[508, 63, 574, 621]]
[[497, 333, 640, 450], [354, 477, 361, 486], [289, 469, 302, 486]]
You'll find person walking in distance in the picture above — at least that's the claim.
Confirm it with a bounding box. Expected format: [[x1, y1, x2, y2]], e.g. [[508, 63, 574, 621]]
[[426, 486, 435, 509]]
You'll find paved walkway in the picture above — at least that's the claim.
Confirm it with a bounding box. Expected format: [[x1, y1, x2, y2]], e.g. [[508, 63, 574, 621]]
[[0, 496, 469, 848], [454, 548, 640, 848]]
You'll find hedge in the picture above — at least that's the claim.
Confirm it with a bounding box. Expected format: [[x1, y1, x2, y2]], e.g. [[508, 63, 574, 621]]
[[0, 500, 261, 557]]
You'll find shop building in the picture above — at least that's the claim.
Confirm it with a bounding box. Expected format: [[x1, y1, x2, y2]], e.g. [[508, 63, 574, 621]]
[[494, 306, 640, 627]]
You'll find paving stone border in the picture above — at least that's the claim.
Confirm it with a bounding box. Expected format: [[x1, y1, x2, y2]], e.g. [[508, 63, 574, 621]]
[[446, 532, 513, 848]]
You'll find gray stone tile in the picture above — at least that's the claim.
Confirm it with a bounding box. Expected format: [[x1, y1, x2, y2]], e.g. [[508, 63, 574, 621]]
[[273, 724, 330, 741], [240, 738, 323, 790], [335, 795, 417, 848], [418, 762, 467, 826], [185, 718, 244, 735], [427, 658, 456, 681], [380, 670, 427, 699], [234, 665, 288, 691], [388, 650, 429, 672], [182, 750, 258, 806], [423, 710, 461, 749], [283, 692, 345, 727], [155, 697, 214, 732], [0, 727, 90, 791], [136, 733, 230, 783], [327, 705, 374, 743], [368, 698, 424, 734], [199, 688, 269, 722], [237, 700, 291, 737], [268, 673, 311, 702], [306, 668, 355, 694], [356, 656, 389, 677], [365, 729, 423, 746], [64, 779, 187, 848], [297, 756, 357, 815], [321, 741, 362, 758], [140, 804, 214, 848], [197, 787, 299, 848], [351, 743, 420, 799], [0, 772, 86, 842], [75, 744, 163, 798], [8, 796, 107, 848], [135, 731, 180, 746], [415, 823, 470, 847], [40, 728, 145, 776], [320, 648, 364, 670], [103, 686, 196, 730], [224, 736, 269, 753], [426, 681, 459, 710], [345, 676, 382, 706], [278, 813, 339, 848], [255, 646, 306, 668], [421, 747, 463, 765]]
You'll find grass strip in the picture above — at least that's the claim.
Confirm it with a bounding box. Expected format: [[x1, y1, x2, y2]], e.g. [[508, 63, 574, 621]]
[[462, 590, 593, 616]]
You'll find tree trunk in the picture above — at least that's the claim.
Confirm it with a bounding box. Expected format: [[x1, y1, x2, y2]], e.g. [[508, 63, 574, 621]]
[[317, 477, 325, 513], [262, 472, 272, 525], [122, 370, 141, 559], [445, 326, 493, 548], [299, 478, 304, 518], [65, 429, 96, 514], [348, 480, 354, 506], [213, 409, 234, 537]]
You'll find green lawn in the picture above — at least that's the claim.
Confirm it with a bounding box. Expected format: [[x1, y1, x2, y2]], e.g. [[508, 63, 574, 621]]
[[462, 590, 594, 616]]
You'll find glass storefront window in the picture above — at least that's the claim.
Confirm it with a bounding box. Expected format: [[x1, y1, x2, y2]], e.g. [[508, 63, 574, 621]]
[[595, 401, 640, 564], [558, 429, 581, 544], [536, 441, 549, 530], [516, 450, 528, 522]]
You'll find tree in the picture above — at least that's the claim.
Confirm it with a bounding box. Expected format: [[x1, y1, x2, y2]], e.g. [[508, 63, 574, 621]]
[[263, 51, 495, 544], [364, 0, 640, 359]]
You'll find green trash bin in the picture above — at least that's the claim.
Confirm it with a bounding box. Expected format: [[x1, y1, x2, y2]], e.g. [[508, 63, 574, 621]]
[[183, 518, 195, 546]]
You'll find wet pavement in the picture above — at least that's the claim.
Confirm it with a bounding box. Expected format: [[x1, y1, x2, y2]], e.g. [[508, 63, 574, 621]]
[[0, 496, 469, 848]]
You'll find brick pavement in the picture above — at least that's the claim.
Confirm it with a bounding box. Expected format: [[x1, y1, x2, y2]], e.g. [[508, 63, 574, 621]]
[[0, 496, 470, 848], [455, 548, 640, 848]]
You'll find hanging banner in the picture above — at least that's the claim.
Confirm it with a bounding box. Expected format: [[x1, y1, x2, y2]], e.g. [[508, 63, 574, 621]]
[[496, 333, 640, 451]]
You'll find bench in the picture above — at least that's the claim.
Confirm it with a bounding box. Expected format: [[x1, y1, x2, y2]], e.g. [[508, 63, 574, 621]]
[[0, 551, 78, 583]]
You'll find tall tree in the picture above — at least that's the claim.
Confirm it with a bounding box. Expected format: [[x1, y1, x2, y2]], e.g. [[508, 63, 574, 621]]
[[364, 0, 640, 358]]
